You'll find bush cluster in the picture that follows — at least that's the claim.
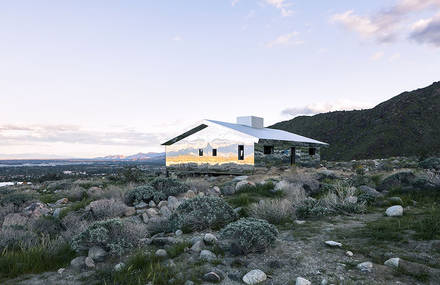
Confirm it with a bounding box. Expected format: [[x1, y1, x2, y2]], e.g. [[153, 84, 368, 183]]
[[151, 177, 189, 197], [248, 199, 294, 225], [219, 218, 278, 254], [71, 218, 144, 256], [124, 185, 166, 206], [169, 197, 237, 232]]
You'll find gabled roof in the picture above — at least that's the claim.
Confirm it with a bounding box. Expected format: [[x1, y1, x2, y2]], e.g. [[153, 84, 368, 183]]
[[162, 119, 328, 146]]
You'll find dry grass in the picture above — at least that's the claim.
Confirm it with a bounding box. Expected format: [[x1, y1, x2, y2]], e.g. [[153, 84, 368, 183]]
[[185, 178, 210, 193], [89, 199, 129, 220], [248, 199, 294, 225]]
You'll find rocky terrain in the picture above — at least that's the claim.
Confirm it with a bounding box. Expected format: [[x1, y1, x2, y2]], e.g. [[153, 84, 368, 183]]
[[1, 156, 440, 284]]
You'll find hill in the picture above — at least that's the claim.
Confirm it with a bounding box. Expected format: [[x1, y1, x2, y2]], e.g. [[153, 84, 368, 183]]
[[94, 152, 165, 163], [271, 81, 440, 161]]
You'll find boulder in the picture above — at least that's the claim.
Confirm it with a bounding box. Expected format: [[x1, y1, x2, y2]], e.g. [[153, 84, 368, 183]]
[[387, 197, 403, 205], [155, 249, 168, 258], [146, 208, 159, 217], [203, 271, 222, 283], [191, 240, 205, 253], [419, 157, 440, 170], [358, 185, 382, 197], [236, 180, 255, 191], [233, 176, 248, 182], [114, 262, 125, 272], [199, 250, 217, 262], [134, 201, 148, 209], [204, 233, 218, 244], [149, 200, 156, 207], [160, 206, 172, 218], [243, 269, 267, 284], [184, 190, 196, 199], [295, 277, 311, 285], [377, 171, 416, 191], [53, 208, 62, 218], [55, 198, 69, 205], [386, 205, 403, 217], [384, 257, 400, 268], [142, 213, 149, 223], [357, 261, 373, 272], [70, 256, 86, 270], [175, 229, 183, 236], [88, 246, 107, 262], [167, 196, 180, 211], [157, 201, 168, 208], [85, 256, 95, 268], [346, 251, 354, 257], [24, 202, 50, 218]]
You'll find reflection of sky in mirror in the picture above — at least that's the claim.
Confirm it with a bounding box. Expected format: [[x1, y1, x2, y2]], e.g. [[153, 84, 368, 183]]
[[1, 0, 439, 158]]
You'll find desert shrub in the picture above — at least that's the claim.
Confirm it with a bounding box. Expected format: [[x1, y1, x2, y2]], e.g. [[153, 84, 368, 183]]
[[0, 203, 15, 225], [0, 238, 75, 280], [151, 177, 189, 197], [419, 157, 440, 170], [248, 199, 294, 225], [219, 218, 278, 254], [169, 197, 237, 232], [60, 212, 90, 242], [89, 199, 129, 220], [236, 181, 282, 198], [0, 228, 39, 250], [71, 218, 145, 256], [58, 197, 94, 219], [124, 185, 166, 206], [295, 183, 366, 218], [31, 216, 64, 238], [64, 185, 88, 202], [277, 182, 307, 204], [0, 193, 34, 207], [185, 178, 210, 193], [226, 193, 258, 208]]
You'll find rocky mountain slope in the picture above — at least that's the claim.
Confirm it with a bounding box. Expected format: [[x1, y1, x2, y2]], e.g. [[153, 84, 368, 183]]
[[271, 82, 440, 161]]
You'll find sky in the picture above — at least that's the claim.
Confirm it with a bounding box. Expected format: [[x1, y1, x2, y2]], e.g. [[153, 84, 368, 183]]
[[1, 0, 439, 158]]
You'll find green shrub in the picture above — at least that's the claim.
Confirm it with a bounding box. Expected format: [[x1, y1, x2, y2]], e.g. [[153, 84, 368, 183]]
[[166, 241, 191, 258], [169, 197, 237, 232], [0, 240, 75, 280], [0, 228, 39, 251], [31, 216, 64, 238], [419, 157, 440, 170], [124, 185, 166, 206], [236, 182, 282, 198], [151, 177, 189, 197], [295, 198, 331, 219], [0, 193, 34, 207], [96, 251, 175, 285], [226, 193, 258, 208], [219, 218, 278, 254], [71, 219, 143, 256]]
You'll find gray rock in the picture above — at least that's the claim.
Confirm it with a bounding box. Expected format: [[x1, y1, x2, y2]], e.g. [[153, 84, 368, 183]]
[[325, 241, 342, 247], [85, 256, 95, 268], [158, 201, 168, 208], [148, 200, 156, 207], [134, 201, 148, 209], [88, 246, 107, 262], [204, 233, 218, 244], [160, 206, 172, 217], [358, 185, 382, 197], [236, 180, 255, 191], [114, 262, 125, 271], [70, 256, 86, 270], [378, 171, 416, 191], [357, 261, 373, 272], [53, 208, 62, 218], [233, 176, 248, 181], [191, 240, 205, 253], [146, 208, 159, 217], [384, 257, 400, 268], [168, 196, 180, 211], [200, 249, 217, 262], [155, 249, 168, 258], [295, 277, 311, 285], [387, 196, 403, 205], [124, 207, 136, 216], [346, 251, 354, 257], [57, 268, 65, 274], [386, 205, 403, 217], [203, 271, 222, 283], [142, 212, 149, 223], [184, 190, 196, 199], [175, 229, 183, 236], [242, 269, 267, 284], [24, 202, 50, 218], [55, 198, 69, 205]]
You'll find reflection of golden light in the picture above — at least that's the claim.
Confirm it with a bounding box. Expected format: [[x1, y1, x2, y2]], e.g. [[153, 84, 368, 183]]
[[166, 154, 254, 166]]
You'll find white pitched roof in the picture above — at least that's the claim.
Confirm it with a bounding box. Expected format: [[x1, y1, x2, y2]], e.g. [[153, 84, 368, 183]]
[[206, 120, 328, 145]]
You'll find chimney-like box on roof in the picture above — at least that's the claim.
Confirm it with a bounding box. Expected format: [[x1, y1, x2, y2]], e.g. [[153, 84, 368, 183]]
[[236, 116, 264, 129]]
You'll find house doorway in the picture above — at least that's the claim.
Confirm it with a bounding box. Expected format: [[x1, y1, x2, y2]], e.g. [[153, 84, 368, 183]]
[[238, 145, 244, 160], [290, 147, 296, 165]]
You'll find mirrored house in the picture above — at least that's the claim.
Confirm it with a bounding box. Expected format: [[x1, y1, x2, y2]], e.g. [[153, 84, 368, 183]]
[[162, 116, 328, 173]]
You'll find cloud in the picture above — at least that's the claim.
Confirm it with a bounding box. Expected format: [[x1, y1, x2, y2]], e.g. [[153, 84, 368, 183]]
[[409, 13, 440, 46], [282, 100, 374, 117], [266, 32, 303, 47], [332, 0, 440, 44], [172, 35, 183, 41], [389, 52, 401, 61], [0, 124, 164, 147], [371, 51, 385, 61], [264, 0, 293, 17]]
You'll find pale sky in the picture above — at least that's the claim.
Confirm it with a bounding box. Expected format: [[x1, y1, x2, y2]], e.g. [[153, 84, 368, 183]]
[[1, 0, 439, 158]]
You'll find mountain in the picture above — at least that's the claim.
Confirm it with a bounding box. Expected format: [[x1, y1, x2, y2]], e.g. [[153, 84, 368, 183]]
[[271, 81, 440, 161], [95, 152, 165, 162]]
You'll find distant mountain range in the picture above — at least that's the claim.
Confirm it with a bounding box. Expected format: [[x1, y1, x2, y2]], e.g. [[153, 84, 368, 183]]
[[271, 81, 440, 161], [94, 152, 165, 162]]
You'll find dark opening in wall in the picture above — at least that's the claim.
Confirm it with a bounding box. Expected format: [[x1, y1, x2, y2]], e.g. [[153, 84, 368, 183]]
[[309, 147, 316, 156], [199, 149, 203, 156], [212, 149, 217, 156], [238, 145, 244, 160], [263, 146, 274, 155]]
